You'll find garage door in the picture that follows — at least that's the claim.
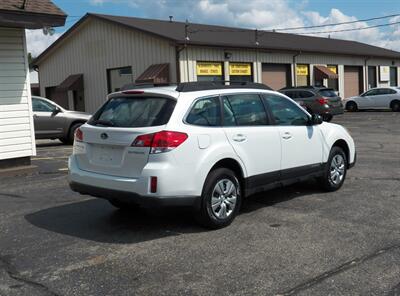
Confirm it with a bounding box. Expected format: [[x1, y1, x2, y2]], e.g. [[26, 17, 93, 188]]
[[344, 66, 363, 98], [262, 64, 291, 90]]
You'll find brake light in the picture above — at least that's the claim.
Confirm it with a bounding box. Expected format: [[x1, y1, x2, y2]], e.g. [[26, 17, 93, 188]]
[[75, 128, 83, 142], [132, 131, 188, 154], [316, 97, 328, 105]]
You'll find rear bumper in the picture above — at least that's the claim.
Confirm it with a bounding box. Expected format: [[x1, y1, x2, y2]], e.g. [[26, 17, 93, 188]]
[[68, 155, 201, 208], [70, 181, 200, 208]]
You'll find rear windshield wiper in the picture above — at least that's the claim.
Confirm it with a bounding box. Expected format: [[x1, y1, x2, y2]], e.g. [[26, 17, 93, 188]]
[[91, 119, 115, 127]]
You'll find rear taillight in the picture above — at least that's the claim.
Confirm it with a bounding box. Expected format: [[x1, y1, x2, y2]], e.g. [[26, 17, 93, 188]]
[[316, 97, 328, 105], [132, 131, 188, 154], [75, 128, 83, 142]]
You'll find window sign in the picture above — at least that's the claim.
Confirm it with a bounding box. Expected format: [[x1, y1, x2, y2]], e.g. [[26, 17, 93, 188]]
[[380, 66, 390, 81], [229, 63, 252, 76], [327, 65, 337, 74], [196, 62, 223, 76], [296, 65, 309, 76]]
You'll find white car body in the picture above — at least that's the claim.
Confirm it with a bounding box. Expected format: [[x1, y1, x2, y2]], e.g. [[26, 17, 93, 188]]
[[69, 84, 356, 227], [344, 87, 400, 110]]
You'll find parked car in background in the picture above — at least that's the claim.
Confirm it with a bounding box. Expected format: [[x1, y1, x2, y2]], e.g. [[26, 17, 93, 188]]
[[69, 82, 356, 229], [32, 96, 91, 144], [279, 86, 344, 121], [344, 87, 400, 112]]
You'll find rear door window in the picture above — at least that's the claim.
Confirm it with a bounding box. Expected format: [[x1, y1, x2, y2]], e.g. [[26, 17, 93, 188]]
[[318, 89, 337, 97], [89, 96, 176, 127], [222, 94, 268, 126], [186, 97, 221, 126], [299, 91, 314, 98]]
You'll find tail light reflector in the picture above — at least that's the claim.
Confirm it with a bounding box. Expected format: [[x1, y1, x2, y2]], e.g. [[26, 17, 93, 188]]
[[132, 131, 188, 154], [150, 176, 157, 193], [316, 98, 328, 105], [75, 128, 83, 142]]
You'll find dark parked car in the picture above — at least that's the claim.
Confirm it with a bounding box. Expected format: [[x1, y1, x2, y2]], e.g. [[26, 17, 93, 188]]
[[279, 86, 344, 121], [32, 96, 91, 144]]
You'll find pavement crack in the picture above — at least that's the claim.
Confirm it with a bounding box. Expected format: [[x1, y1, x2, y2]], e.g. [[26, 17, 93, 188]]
[[0, 255, 60, 296], [278, 244, 400, 296], [0, 192, 26, 199]]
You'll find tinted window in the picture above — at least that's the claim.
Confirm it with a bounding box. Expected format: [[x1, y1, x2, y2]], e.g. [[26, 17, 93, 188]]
[[90, 97, 175, 127], [263, 94, 309, 126], [32, 98, 55, 112], [222, 94, 268, 126], [282, 91, 297, 99], [318, 89, 337, 97], [186, 97, 221, 126], [378, 88, 396, 95], [298, 91, 314, 98], [363, 89, 379, 96]]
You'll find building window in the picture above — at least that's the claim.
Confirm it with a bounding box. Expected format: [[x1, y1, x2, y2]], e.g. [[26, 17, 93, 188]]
[[296, 64, 309, 86], [327, 65, 339, 90], [196, 62, 224, 83], [367, 66, 377, 89], [390, 67, 398, 86], [107, 66, 133, 93], [229, 63, 253, 84]]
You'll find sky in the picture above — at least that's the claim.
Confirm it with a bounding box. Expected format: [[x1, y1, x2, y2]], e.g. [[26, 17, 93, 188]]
[[26, 0, 400, 59]]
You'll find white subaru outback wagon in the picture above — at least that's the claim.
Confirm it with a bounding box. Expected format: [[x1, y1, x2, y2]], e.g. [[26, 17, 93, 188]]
[[69, 82, 356, 229]]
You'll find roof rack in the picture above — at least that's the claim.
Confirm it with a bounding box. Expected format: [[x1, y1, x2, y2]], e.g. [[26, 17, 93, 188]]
[[120, 83, 174, 91], [176, 81, 272, 92], [279, 85, 328, 90]]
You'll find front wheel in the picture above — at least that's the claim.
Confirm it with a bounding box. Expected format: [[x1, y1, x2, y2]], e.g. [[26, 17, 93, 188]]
[[346, 101, 358, 112], [319, 146, 348, 192], [196, 168, 241, 229]]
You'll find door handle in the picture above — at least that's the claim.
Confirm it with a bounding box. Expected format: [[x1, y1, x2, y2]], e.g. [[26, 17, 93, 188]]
[[282, 132, 292, 140], [232, 134, 247, 142]]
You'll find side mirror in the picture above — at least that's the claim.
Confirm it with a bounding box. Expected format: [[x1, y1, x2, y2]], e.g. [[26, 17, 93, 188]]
[[309, 114, 323, 125], [51, 106, 61, 116]]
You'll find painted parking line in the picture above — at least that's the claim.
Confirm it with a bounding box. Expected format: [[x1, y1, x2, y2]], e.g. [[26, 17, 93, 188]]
[[58, 168, 69, 171]]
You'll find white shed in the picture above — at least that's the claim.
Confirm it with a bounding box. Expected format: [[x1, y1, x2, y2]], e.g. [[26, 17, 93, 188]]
[[0, 0, 66, 169]]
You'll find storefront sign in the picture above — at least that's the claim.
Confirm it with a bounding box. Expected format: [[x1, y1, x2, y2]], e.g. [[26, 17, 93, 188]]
[[327, 65, 337, 74], [380, 66, 390, 81], [196, 62, 222, 76], [296, 65, 309, 76], [229, 63, 252, 76]]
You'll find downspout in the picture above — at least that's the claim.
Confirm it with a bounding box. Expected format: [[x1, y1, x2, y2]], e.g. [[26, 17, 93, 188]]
[[293, 51, 301, 87], [364, 56, 370, 91], [175, 45, 185, 83]]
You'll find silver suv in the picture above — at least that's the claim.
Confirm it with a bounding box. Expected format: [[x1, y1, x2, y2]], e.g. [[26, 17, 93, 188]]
[[32, 96, 91, 144]]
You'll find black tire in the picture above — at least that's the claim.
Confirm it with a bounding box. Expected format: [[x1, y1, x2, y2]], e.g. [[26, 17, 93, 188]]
[[346, 101, 358, 112], [196, 168, 241, 229], [67, 123, 83, 145], [108, 199, 140, 211], [319, 146, 348, 192], [391, 100, 400, 112]]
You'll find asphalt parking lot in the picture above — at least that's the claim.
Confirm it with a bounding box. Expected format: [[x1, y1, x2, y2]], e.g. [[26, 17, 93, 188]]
[[0, 111, 399, 296]]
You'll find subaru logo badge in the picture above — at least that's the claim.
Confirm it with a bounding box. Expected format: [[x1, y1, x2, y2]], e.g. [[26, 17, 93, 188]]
[[100, 133, 108, 140]]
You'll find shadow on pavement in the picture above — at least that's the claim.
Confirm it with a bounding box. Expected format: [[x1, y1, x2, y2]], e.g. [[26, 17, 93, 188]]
[[36, 140, 69, 148], [25, 198, 204, 244], [25, 182, 322, 244]]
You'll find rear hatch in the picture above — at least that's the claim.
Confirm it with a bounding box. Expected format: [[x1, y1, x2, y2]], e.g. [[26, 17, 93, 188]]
[[317, 88, 342, 107], [75, 94, 176, 178]]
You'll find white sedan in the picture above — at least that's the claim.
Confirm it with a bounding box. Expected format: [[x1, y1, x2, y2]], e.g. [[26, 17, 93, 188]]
[[344, 87, 400, 112]]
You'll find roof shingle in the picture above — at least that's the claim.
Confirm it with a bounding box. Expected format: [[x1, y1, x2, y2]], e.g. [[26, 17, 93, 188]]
[[0, 0, 65, 16]]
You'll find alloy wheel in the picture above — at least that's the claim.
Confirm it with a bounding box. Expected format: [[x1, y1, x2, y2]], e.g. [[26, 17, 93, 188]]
[[330, 154, 345, 185], [211, 179, 237, 219]]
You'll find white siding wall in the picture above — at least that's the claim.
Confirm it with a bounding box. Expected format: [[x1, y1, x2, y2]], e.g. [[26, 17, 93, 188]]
[[0, 28, 35, 161], [39, 18, 177, 113]]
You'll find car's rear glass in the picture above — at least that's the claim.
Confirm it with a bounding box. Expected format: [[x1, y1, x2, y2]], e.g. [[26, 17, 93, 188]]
[[89, 96, 176, 127], [318, 89, 337, 97]]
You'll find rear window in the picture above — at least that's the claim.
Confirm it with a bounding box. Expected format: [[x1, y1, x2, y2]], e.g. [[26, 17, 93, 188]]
[[89, 97, 176, 127], [318, 89, 337, 97]]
